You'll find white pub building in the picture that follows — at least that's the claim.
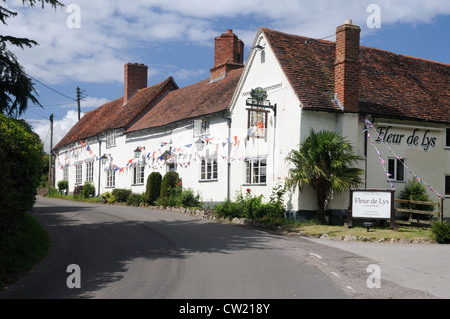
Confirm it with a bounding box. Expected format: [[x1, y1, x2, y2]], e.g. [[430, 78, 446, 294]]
[[53, 21, 450, 220]]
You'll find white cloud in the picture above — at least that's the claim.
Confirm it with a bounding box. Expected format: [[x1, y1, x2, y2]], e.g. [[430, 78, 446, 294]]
[[3, 0, 450, 86], [28, 110, 84, 153]]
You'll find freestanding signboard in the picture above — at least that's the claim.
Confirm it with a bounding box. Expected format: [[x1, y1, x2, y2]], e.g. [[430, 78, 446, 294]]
[[348, 189, 397, 230]]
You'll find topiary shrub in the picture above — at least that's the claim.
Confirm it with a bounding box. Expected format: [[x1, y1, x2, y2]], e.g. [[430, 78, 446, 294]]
[[160, 172, 179, 199], [145, 172, 162, 205], [82, 181, 95, 198], [57, 180, 69, 195], [112, 188, 132, 203]]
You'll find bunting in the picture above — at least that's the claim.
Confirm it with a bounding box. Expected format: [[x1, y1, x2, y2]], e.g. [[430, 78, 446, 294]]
[[364, 119, 443, 198]]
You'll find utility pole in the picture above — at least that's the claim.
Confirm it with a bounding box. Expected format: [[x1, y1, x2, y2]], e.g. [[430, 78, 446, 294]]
[[48, 113, 54, 187], [77, 86, 81, 121]]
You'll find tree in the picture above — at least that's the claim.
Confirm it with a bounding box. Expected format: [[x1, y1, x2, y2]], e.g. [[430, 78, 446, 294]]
[[286, 129, 363, 224], [0, 0, 64, 117]]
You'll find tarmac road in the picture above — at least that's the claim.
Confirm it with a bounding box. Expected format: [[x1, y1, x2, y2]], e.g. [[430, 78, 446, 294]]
[[0, 197, 442, 300], [0, 197, 346, 299]]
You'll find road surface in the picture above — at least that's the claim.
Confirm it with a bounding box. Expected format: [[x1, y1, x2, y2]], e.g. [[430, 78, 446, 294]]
[[0, 197, 436, 300]]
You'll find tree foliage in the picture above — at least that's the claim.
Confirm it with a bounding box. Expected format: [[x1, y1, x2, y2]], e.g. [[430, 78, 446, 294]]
[[0, 0, 64, 117], [286, 129, 363, 224], [0, 113, 44, 255]]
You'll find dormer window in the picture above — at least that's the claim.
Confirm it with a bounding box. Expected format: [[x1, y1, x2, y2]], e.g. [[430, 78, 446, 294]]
[[194, 119, 210, 137], [106, 130, 116, 148]]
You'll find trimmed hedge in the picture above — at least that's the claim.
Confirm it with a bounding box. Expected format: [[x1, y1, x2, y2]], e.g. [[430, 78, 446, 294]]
[[160, 172, 179, 199], [145, 172, 162, 205]]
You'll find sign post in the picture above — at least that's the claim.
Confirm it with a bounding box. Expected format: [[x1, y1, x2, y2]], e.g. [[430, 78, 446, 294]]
[[348, 189, 397, 231]]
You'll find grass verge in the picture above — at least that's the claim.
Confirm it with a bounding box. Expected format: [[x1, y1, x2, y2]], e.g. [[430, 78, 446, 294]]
[[282, 222, 433, 242], [0, 214, 50, 290]]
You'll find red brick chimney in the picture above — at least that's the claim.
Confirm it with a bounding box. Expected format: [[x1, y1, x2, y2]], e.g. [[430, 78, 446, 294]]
[[124, 63, 148, 103], [335, 20, 361, 113], [210, 29, 244, 82]]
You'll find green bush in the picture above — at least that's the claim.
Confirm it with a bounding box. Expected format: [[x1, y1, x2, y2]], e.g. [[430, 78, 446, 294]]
[[0, 115, 44, 238], [112, 189, 132, 203], [82, 181, 95, 198], [399, 179, 434, 220], [57, 180, 69, 195], [177, 188, 201, 208], [100, 192, 115, 204], [157, 185, 181, 208], [160, 172, 179, 199], [215, 186, 286, 225], [431, 221, 450, 244], [126, 192, 146, 207], [48, 187, 60, 197], [145, 172, 162, 205]]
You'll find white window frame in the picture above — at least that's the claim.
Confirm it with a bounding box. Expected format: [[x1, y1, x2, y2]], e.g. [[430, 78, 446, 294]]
[[106, 169, 115, 188], [75, 163, 83, 185], [106, 130, 116, 148], [194, 119, 210, 137], [133, 163, 145, 185], [63, 166, 69, 184], [200, 157, 218, 181], [388, 158, 405, 182], [86, 160, 94, 183], [245, 158, 267, 184]]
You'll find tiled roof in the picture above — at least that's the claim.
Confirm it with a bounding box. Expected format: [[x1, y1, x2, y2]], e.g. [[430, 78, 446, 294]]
[[126, 68, 243, 133], [53, 77, 178, 150], [262, 28, 450, 124]]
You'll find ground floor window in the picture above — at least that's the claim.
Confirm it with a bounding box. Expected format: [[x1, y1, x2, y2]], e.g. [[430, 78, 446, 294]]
[[388, 158, 405, 182], [106, 169, 115, 188], [201, 158, 218, 181], [133, 164, 145, 185], [86, 161, 94, 183], [75, 163, 82, 185], [245, 158, 267, 184], [63, 166, 69, 184]]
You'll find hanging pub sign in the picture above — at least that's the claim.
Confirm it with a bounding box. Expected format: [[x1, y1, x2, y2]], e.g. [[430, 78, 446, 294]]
[[347, 189, 397, 230]]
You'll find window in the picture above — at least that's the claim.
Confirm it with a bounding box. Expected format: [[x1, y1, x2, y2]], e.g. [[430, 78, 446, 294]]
[[106, 130, 116, 148], [106, 169, 115, 188], [388, 158, 405, 182], [201, 158, 218, 181], [246, 159, 267, 184], [445, 175, 450, 196], [247, 109, 268, 139], [86, 161, 94, 183], [446, 128, 450, 148], [194, 119, 210, 137], [63, 166, 69, 184], [133, 163, 145, 185], [75, 163, 82, 185]]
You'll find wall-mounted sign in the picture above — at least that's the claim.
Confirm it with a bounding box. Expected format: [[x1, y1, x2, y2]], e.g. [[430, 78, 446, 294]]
[[347, 189, 397, 230], [376, 126, 437, 152]]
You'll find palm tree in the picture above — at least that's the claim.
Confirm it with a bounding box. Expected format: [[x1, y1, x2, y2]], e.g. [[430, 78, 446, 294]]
[[286, 129, 363, 224]]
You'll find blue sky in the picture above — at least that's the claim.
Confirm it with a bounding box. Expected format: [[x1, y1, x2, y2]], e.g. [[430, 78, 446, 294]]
[[2, 0, 450, 152]]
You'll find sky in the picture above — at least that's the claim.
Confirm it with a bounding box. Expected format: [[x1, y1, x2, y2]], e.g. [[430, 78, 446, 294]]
[[2, 0, 450, 153]]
